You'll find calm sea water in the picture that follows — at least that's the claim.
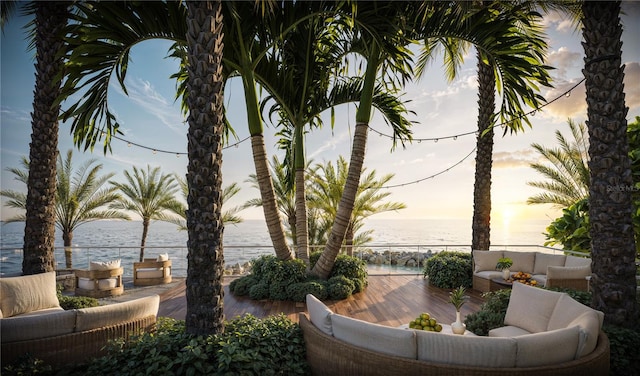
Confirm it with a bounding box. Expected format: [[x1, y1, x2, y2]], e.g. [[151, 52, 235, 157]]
[[0, 218, 551, 277]]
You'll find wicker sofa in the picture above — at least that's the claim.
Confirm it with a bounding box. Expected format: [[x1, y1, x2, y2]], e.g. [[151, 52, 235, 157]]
[[0, 272, 159, 366], [300, 284, 609, 376], [473, 250, 592, 292]]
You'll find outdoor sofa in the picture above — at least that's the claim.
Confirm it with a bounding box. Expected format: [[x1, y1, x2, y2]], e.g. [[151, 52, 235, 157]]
[[472, 250, 592, 292], [300, 282, 609, 375], [0, 271, 159, 366]]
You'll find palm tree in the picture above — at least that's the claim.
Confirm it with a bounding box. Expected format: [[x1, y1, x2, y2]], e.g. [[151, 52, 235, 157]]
[[19, 2, 69, 275], [307, 156, 406, 255], [1, 150, 130, 269], [527, 120, 590, 208], [109, 165, 182, 262], [581, 0, 638, 328], [168, 174, 244, 229]]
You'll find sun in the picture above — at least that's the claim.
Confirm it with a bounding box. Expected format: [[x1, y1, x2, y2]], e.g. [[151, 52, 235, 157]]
[[502, 207, 516, 227]]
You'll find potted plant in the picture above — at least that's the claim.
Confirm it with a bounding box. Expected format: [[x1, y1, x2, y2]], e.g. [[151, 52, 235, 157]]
[[496, 257, 513, 280], [449, 286, 469, 335]]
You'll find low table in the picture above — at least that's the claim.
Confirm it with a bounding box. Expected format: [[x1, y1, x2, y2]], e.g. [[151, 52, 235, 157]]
[[399, 323, 476, 336], [490, 277, 513, 290]]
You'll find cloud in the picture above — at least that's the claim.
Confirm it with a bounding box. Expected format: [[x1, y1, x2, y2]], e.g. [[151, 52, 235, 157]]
[[624, 62, 640, 111], [547, 47, 582, 79], [541, 11, 579, 33], [492, 149, 541, 169], [541, 79, 587, 119]]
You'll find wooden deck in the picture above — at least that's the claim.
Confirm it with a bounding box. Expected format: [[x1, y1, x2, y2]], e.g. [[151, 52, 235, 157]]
[[158, 274, 485, 327]]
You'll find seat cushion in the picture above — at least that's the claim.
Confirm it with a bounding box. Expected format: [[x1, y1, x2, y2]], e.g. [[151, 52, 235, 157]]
[[331, 314, 417, 359], [533, 253, 567, 275], [473, 251, 504, 272], [306, 294, 333, 336], [0, 309, 76, 343], [78, 277, 118, 291], [504, 282, 564, 333], [515, 326, 581, 367], [0, 272, 60, 317], [488, 325, 531, 337], [503, 251, 536, 274], [416, 329, 517, 367], [136, 268, 164, 279]]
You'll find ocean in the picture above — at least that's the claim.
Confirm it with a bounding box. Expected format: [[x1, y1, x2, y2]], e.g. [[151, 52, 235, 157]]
[[0, 218, 553, 277]]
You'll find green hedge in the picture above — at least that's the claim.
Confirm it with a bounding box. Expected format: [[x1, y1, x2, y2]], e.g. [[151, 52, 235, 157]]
[[423, 251, 472, 289]]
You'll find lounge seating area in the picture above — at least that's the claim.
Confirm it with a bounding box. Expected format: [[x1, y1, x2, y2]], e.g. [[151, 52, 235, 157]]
[[300, 282, 609, 375], [472, 250, 592, 292], [74, 259, 124, 298], [0, 272, 159, 366]]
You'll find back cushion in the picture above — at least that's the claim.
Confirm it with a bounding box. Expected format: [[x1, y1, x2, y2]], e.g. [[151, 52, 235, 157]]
[[503, 251, 536, 273], [416, 330, 517, 368], [306, 294, 333, 335], [157, 253, 169, 261], [547, 265, 591, 280], [565, 255, 592, 268], [568, 311, 602, 358], [473, 251, 503, 272], [76, 295, 159, 332], [331, 314, 417, 359], [504, 282, 564, 333], [0, 272, 60, 317], [533, 253, 566, 275], [89, 259, 121, 271], [515, 326, 580, 367], [548, 294, 604, 330]]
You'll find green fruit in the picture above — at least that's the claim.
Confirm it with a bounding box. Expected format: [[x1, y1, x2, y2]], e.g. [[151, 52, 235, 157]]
[[435, 324, 442, 332], [429, 318, 437, 327], [420, 313, 430, 320]]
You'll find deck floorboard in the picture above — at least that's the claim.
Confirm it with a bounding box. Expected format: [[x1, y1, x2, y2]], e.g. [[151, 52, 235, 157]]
[[158, 274, 485, 327]]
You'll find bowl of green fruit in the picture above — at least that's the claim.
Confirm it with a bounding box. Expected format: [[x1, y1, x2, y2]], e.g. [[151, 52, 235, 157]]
[[408, 312, 443, 332]]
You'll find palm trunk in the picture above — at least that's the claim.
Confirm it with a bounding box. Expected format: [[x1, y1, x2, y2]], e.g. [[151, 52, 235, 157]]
[[185, 0, 226, 335], [345, 222, 354, 257], [295, 124, 310, 266], [140, 219, 149, 262], [311, 45, 380, 280], [251, 135, 293, 260], [23, 2, 67, 275], [471, 53, 495, 252], [582, 0, 638, 328], [63, 231, 73, 269]]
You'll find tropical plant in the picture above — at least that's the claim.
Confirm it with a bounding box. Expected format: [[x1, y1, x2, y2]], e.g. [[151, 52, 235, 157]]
[[168, 174, 244, 229], [109, 165, 182, 262], [495, 257, 513, 271], [582, 1, 638, 328], [1, 150, 130, 268], [449, 286, 469, 312], [527, 120, 590, 207], [544, 198, 591, 253]]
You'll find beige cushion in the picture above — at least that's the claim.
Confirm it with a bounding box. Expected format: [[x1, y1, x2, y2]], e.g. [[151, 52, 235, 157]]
[[565, 255, 592, 268], [503, 251, 536, 273], [515, 326, 580, 367], [77, 277, 119, 291], [488, 325, 531, 337], [0, 309, 76, 343], [567, 311, 602, 358], [548, 294, 604, 330], [416, 330, 517, 367], [136, 268, 165, 279], [547, 265, 591, 279], [306, 294, 333, 336], [473, 251, 503, 272], [75, 295, 159, 332], [504, 282, 564, 333], [157, 253, 169, 261], [89, 259, 121, 271], [533, 253, 567, 275], [0, 272, 60, 317], [331, 314, 417, 359], [531, 274, 547, 285]]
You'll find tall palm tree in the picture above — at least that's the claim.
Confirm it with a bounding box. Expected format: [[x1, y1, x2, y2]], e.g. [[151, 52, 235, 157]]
[[1, 150, 130, 269], [527, 120, 590, 207], [581, 0, 638, 328], [183, 0, 226, 336], [20, 2, 69, 275], [109, 165, 182, 262], [169, 174, 244, 229], [307, 156, 406, 255]]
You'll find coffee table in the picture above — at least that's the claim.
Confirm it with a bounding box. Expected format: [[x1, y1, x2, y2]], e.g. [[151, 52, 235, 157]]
[[399, 323, 476, 336], [490, 277, 513, 290]]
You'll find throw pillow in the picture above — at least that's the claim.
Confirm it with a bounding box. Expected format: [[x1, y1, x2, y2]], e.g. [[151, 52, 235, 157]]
[[0, 272, 60, 317], [473, 251, 504, 272], [157, 253, 169, 261], [89, 259, 121, 271]]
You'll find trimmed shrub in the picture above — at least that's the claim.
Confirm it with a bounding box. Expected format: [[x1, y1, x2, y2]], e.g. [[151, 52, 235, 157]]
[[330, 254, 368, 292], [604, 325, 640, 375], [249, 281, 270, 300], [464, 289, 511, 336], [287, 280, 328, 302], [423, 251, 472, 289], [327, 275, 355, 300], [229, 274, 259, 296], [269, 280, 290, 301]]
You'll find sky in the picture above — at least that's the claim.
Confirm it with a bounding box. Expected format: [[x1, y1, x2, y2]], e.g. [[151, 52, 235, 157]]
[[1, 3, 640, 228]]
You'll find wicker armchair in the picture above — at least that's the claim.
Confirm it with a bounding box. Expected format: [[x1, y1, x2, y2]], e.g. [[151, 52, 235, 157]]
[[74, 267, 124, 298], [133, 259, 172, 286]]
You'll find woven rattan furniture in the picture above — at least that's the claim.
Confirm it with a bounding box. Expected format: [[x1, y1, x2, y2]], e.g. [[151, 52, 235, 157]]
[[133, 259, 172, 286], [299, 314, 609, 376], [74, 267, 124, 298]]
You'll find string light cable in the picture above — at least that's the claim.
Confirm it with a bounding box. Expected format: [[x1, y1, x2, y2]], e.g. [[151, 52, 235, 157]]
[[108, 133, 250, 156]]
